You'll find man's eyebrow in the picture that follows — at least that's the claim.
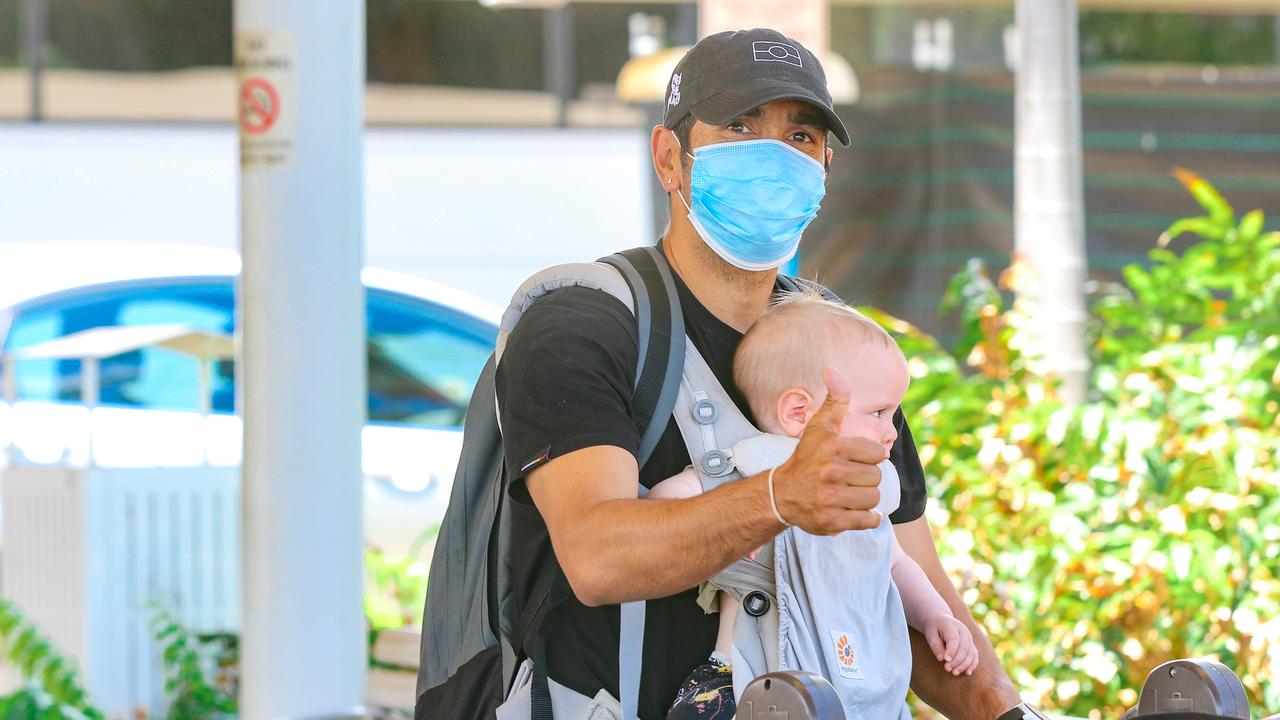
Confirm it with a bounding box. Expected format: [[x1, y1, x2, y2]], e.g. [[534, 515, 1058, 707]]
[[791, 107, 828, 131]]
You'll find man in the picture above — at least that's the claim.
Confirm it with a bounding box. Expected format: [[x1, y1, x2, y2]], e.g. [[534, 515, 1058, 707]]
[[495, 28, 1022, 719]]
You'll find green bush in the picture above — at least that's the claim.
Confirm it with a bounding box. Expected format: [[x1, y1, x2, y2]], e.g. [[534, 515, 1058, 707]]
[[879, 169, 1280, 716], [148, 603, 238, 720], [365, 528, 436, 634]]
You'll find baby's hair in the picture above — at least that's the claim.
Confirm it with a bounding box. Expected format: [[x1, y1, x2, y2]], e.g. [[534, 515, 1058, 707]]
[[733, 285, 896, 427]]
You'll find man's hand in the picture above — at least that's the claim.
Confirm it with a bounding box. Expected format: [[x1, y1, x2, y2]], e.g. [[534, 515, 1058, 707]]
[[924, 614, 979, 676], [773, 367, 885, 535]]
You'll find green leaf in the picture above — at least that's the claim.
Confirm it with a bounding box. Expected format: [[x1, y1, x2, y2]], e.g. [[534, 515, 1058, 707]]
[[1159, 216, 1228, 246], [1236, 209, 1264, 243], [1173, 168, 1234, 225]]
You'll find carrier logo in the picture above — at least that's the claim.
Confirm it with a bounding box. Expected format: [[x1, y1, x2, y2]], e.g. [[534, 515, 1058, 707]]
[[752, 41, 802, 68], [667, 72, 682, 107], [830, 630, 863, 679]]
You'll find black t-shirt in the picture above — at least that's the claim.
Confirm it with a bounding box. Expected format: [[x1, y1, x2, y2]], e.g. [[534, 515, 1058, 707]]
[[494, 267, 928, 719]]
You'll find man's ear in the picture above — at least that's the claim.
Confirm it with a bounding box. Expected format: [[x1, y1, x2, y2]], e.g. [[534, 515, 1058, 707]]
[[651, 125, 685, 193], [776, 387, 814, 438], [824, 144, 833, 175]]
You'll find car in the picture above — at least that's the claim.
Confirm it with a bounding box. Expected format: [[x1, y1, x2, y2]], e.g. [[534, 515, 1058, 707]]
[[0, 246, 500, 557]]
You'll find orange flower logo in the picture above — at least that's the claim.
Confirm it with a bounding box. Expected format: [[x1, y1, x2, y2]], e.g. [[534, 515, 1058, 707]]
[[836, 634, 858, 667]]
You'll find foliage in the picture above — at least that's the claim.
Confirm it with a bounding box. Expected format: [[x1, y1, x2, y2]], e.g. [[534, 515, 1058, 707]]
[[365, 526, 437, 633], [881, 169, 1280, 716], [148, 603, 238, 720], [0, 599, 103, 720]]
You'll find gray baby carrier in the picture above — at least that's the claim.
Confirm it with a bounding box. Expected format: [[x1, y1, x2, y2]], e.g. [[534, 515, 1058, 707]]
[[415, 245, 845, 720]]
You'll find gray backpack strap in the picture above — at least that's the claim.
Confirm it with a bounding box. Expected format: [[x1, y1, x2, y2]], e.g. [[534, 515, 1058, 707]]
[[671, 338, 762, 493], [494, 261, 635, 367], [603, 246, 686, 470], [618, 601, 646, 720], [603, 247, 684, 720], [493, 249, 685, 720]]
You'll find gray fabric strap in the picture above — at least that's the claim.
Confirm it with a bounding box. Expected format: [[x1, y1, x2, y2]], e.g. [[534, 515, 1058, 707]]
[[618, 600, 646, 720], [671, 337, 762, 493], [637, 245, 687, 468], [599, 254, 651, 393], [494, 262, 635, 368]]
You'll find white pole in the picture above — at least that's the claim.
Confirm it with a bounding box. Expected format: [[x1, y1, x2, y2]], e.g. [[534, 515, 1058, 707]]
[[198, 357, 212, 466], [1, 355, 13, 465], [83, 356, 99, 468], [1014, 0, 1090, 403], [234, 0, 367, 717]]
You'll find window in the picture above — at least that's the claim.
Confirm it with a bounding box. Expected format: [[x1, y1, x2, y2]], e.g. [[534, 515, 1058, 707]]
[[14, 0, 697, 125], [366, 290, 495, 428], [2, 278, 236, 411], [2, 278, 497, 428]]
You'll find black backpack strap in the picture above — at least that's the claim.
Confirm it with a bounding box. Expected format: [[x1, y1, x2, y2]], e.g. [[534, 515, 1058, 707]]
[[600, 245, 686, 468]]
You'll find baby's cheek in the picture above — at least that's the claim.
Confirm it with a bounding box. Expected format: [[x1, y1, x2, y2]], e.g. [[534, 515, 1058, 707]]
[[839, 414, 879, 441]]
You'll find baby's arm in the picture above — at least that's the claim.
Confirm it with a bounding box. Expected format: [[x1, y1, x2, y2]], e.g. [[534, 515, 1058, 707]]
[[890, 535, 978, 675], [648, 467, 704, 500]]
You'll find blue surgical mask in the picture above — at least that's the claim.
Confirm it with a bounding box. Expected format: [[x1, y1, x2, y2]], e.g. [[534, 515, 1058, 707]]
[[676, 139, 826, 271]]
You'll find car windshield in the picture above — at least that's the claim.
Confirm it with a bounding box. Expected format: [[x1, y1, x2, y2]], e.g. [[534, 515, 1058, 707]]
[[0, 278, 496, 428]]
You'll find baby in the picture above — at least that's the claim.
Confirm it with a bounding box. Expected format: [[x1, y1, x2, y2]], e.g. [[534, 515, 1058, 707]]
[[653, 289, 978, 719]]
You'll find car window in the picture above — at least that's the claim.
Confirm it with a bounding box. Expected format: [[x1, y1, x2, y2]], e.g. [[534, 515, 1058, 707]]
[[3, 280, 235, 411], [2, 279, 496, 428], [366, 290, 495, 428]]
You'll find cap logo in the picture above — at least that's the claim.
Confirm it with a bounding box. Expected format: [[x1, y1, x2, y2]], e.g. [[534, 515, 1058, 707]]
[[667, 72, 682, 107], [752, 41, 802, 68]]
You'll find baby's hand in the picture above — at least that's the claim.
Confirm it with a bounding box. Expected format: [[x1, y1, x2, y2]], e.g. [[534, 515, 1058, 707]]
[[923, 614, 978, 676]]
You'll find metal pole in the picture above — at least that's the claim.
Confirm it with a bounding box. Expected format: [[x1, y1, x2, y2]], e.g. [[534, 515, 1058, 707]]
[[0, 355, 14, 405], [1014, 0, 1090, 403], [82, 357, 98, 467], [198, 357, 212, 466], [2, 355, 15, 465], [543, 2, 573, 127], [235, 0, 367, 717], [23, 0, 46, 121], [673, 3, 698, 45]]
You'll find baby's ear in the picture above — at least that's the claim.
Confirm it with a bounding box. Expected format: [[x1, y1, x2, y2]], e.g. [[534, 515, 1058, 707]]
[[775, 388, 815, 438]]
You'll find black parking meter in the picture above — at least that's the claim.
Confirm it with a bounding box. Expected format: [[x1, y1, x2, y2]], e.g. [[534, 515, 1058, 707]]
[[736, 671, 845, 719]]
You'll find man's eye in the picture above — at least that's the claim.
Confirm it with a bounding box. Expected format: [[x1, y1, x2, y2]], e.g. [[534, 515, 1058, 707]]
[[726, 122, 749, 133], [791, 131, 814, 143], [871, 409, 885, 418]]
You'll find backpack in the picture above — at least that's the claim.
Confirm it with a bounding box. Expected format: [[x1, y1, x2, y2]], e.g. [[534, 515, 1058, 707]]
[[415, 245, 835, 720]]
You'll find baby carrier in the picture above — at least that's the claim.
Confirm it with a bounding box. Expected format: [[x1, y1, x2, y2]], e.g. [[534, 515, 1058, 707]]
[[415, 245, 901, 720]]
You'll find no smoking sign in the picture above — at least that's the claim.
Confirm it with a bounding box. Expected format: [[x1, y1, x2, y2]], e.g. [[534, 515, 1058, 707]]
[[235, 30, 295, 170], [240, 77, 280, 135]]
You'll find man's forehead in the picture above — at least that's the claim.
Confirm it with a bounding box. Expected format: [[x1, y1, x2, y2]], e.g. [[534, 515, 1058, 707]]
[[724, 100, 828, 129]]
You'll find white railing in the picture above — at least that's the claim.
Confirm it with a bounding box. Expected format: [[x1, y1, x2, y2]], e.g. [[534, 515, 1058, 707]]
[[2, 465, 240, 716]]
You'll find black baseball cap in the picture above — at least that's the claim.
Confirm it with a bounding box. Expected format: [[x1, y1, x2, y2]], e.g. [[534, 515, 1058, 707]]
[[662, 28, 850, 146]]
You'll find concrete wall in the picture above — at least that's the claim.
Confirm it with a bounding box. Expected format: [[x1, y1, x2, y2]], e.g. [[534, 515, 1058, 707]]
[[0, 123, 655, 308]]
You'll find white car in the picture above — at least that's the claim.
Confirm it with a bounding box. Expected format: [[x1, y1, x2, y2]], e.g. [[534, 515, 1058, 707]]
[[0, 245, 500, 557]]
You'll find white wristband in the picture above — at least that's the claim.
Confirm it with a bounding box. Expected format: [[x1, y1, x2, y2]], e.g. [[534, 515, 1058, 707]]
[[767, 466, 790, 527]]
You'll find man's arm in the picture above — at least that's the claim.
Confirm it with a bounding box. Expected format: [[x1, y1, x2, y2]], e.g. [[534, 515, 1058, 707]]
[[894, 516, 1022, 720], [528, 368, 885, 607], [526, 446, 780, 606]]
